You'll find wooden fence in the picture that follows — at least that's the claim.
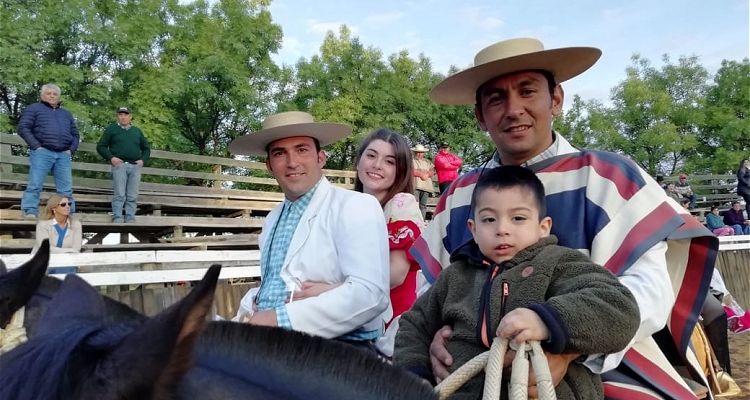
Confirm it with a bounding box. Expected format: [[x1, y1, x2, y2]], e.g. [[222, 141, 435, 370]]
[[0, 132, 356, 251], [0, 133, 357, 194], [715, 236, 750, 311], [0, 249, 262, 318]]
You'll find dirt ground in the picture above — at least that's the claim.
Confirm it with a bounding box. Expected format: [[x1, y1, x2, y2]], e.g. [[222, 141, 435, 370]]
[[728, 333, 750, 399]]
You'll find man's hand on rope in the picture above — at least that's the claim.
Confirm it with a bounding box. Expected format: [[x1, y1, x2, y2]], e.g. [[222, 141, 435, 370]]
[[429, 325, 454, 383], [525, 352, 578, 398]]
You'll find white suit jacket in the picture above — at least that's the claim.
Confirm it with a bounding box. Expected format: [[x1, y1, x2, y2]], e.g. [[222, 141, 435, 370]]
[[239, 178, 391, 339]]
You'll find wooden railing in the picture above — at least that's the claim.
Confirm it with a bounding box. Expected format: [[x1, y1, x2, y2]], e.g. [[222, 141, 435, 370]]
[[0, 133, 358, 250], [0, 133, 356, 196], [661, 174, 742, 208]]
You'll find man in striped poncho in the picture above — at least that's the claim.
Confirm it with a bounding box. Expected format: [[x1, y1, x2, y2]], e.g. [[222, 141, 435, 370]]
[[408, 38, 718, 399]]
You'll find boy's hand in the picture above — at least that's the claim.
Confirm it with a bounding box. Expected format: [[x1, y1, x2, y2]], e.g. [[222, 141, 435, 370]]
[[496, 307, 549, 344]]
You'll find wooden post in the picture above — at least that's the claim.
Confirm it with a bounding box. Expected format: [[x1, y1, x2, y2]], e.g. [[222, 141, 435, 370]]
[[212, 164, 222, 189], [0, 142, 12, 174]]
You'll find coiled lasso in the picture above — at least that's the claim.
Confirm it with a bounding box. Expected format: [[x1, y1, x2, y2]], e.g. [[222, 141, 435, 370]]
[[0, 307, 27, 355], [435, 337, 557, 400]]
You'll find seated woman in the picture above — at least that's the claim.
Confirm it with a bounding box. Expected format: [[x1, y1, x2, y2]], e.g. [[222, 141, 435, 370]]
[[723, 201, 750, 235], [705, 206, 734, 236], [354, 129, 426, 357], [31, 194, 83, 272]]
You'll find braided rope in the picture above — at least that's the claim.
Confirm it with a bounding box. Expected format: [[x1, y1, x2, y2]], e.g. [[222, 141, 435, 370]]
[[435, 337, 557, 400], [0, 307, 27, 355]]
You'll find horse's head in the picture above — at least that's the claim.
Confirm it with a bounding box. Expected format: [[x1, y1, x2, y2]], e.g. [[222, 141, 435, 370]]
[[0, 240, 144, 337], [0, 240, 49, 328], [0, 263, 222, 400]]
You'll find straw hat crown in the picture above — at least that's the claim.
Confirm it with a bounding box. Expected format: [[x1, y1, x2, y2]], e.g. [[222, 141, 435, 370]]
[[430, 38, 602, 105], [228, 111, 352, 157]]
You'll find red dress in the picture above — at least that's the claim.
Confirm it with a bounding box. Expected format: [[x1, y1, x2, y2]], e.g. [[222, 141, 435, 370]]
[[384, 193, 426, 326]]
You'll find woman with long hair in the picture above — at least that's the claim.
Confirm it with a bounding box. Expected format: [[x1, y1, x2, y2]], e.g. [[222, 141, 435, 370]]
[[31, 193, 82, 254], [354, 129, 426, 357]]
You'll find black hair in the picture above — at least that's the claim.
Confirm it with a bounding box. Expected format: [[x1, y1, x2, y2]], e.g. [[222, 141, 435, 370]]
[[475, 70, 557, 118], [470, 165, 546, 221], [265, 137, 321, 158]]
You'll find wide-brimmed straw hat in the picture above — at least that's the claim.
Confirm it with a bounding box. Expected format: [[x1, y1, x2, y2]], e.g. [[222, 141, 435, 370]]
[[411, 144, 428, 153], [430, 38, 602, 105], [228, 111, 352, 157]]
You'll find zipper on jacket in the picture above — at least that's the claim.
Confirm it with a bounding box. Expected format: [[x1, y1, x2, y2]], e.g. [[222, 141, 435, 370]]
[[478, 261, 502, 348], [500, 280, 509, 319]]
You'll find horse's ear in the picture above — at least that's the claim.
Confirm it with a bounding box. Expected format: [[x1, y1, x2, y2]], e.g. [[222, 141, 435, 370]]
[[99, 265, 220, 397], [34, 270, 108, 337], [0, 240, 50, 328]]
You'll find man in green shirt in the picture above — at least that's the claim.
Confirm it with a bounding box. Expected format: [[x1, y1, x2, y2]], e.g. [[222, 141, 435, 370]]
[[96, 107, 151, 223]]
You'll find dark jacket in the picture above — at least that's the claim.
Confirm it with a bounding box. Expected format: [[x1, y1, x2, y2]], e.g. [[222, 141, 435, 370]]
[[723, 209, 746, 226], [394, 236, 640, 400], [738, 164, 750, 196], [17, 102, 80, 152]]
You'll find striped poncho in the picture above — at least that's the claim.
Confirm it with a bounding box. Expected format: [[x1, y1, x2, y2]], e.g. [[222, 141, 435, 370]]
[[410, 134, 718, 400]]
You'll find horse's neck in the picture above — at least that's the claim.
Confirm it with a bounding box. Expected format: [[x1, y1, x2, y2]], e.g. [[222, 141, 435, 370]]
[[187, 322, 439, 400]]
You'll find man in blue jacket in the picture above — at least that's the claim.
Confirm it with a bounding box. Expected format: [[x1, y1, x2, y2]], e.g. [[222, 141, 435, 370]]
[[18, 83, 80, 219]]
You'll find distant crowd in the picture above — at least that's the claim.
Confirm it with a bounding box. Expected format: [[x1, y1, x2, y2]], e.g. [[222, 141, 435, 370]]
[[656, 165, 750, 236]]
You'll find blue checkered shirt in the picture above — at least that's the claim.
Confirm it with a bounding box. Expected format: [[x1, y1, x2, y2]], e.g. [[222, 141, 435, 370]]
[[255, 183, 318, 328]]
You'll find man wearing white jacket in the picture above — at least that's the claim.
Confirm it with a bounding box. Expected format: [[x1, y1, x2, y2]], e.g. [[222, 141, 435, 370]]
[[228, 111, 391, 345]]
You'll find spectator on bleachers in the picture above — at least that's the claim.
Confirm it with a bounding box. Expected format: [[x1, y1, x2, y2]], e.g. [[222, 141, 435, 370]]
[[31, 193, 82, 254], [665, 183, 684, 202], [656, 175, 666, 189], [411, 144, 435, 219], [96, 107, 151, 223], [679, 198, 690, 210], [705, 206, 734, 236], [675, 173, 697, 209], [737, 158, 750, 210], [18, 84, 80, 219], [723, 201, 750, 235], [434, 142, 462, 194]]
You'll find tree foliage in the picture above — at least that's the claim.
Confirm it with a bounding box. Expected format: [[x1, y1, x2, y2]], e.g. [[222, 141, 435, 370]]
[[276, 26, 489, 170], [0, 2, 746, 185]]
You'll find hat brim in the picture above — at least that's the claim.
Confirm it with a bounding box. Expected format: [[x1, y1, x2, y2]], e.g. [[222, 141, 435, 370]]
[[228, 122, 352, 157], [430, 47, 602, 105]]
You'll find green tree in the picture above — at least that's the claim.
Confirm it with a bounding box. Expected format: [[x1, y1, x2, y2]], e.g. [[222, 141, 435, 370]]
[[553, 95, 617, 149], [279, 26, 490, 170], [696, 58, 750, 174], [604, 54, 708, 176]]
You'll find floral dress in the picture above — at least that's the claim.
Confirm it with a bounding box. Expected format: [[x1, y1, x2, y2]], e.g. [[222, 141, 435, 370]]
[[383, 192, 427, 323]]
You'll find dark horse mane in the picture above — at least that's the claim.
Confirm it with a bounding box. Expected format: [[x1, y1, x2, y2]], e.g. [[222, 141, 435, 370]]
[[184, 321, 438, 400], [0, 312, 141, 400], [23, 275, 146, 337]]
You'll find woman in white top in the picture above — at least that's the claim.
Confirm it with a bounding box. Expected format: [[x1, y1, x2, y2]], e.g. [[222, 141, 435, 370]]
[[31, 193, 82, 254]]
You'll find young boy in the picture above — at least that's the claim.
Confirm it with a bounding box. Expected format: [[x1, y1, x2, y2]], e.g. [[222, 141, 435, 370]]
[[394, 166, 640, 400]]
